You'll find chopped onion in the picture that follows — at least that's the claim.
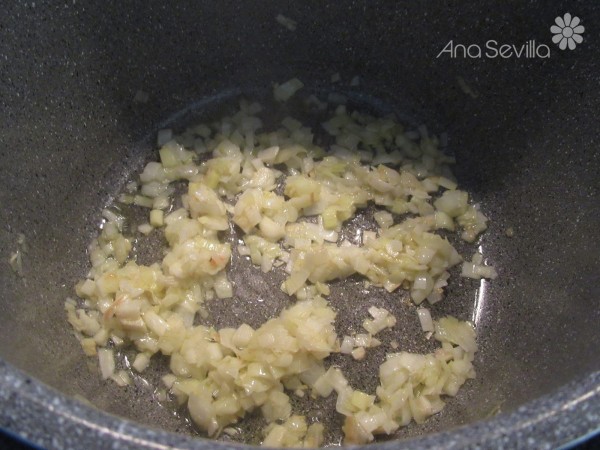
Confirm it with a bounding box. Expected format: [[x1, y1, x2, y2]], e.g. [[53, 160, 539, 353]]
[[111, 370, 131, 387], [98, 348, 115, 380], [417, 308, 434, 332], [132, 353, 151, 372], [461, 253, 498, 279], [340, 336, 354, 354], [274, 78, 304, 102], [65, 79, 492, 446], [137, 223, 153, 235], [351, 347, 366, 360]]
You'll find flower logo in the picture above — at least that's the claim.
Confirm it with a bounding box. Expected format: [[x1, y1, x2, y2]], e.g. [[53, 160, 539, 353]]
[[551, 13, 584, 50]]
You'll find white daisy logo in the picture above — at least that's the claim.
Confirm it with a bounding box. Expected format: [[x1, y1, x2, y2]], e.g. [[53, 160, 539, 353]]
[[551, 13, 584, 50]]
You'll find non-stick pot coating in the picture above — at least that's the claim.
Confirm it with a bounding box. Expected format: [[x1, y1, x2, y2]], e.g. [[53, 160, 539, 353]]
[[0, 1, 598, 449]]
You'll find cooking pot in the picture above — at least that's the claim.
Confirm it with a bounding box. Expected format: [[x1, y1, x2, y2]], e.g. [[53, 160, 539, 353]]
[[0, 1, 599, 449]]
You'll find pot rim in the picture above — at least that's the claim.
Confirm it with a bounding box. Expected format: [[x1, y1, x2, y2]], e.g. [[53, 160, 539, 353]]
[[1, 360, 598, 449]]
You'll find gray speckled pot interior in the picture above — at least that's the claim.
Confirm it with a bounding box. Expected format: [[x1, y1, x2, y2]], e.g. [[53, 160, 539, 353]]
[[0, 1, 599, 449]]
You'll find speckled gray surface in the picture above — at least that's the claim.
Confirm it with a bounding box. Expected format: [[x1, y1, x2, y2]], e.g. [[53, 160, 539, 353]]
[[0, 0, 599, 449]]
